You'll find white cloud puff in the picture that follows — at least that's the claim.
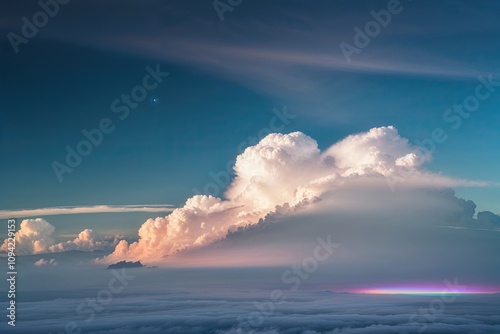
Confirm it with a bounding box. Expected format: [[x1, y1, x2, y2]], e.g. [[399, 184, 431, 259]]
[[227, 132, 324, 214], [106, 196, 240, 261], [48, 229, 121, 253], [325, 126, 429, 176], [34, 258, 58, 266], [0, 219, 120, 255], [1, 218, 55, 255]]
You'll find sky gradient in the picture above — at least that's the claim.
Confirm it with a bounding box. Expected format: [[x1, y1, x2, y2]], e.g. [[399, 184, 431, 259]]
[[1, 1, 500, 333]]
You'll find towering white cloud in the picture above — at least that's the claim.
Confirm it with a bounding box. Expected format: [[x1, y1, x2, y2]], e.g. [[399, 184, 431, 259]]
[[100, 126, 489, 264], [227, 132, 324, 214], [101, 132, 325, 263], [4, 127, 489, 262]]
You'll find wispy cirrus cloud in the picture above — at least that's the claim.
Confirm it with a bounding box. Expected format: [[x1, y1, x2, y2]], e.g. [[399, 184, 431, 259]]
[[4, 0, 498, 130], [0, 204, 175, 219]]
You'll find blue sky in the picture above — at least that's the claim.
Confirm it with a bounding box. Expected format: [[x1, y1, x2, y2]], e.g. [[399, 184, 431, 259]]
[[1, 0, 500, 237]]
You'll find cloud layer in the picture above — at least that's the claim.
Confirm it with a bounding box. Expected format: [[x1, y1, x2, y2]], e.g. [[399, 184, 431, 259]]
[[1, 287, 498, 334]]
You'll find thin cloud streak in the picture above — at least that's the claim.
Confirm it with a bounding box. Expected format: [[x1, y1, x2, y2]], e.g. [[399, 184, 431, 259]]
[[0, 205, 175, 219], [437, 225, 500, 232], [105, 37, 491, 82]]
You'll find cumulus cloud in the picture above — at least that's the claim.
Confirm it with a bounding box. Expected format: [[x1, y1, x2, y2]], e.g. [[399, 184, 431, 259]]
[[48, 229, 122, 253], [1, 218, 56, 255], [101, 132, 326, 263], [100, 126, 494, 264], [34, 258, 58, 266], [0, 218, 121, 255], [4, 127, 494, 263], [476, 211, 500, 227], [326, 126, 429, 175]]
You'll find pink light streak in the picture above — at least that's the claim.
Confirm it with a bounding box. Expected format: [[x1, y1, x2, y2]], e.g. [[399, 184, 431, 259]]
[[350, 284, 499, 295]]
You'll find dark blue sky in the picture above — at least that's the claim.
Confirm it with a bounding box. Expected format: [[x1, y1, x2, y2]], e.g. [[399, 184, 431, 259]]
[[1, 0, 499, 235]]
